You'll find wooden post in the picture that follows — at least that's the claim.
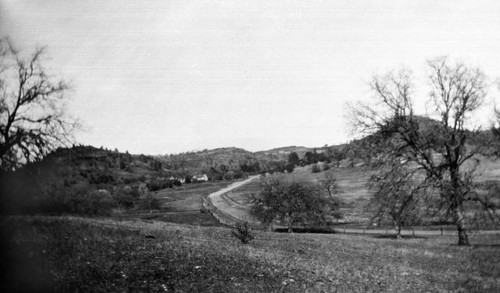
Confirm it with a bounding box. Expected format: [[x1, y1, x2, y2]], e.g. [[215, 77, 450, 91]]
[[441, 227, 443, 235]]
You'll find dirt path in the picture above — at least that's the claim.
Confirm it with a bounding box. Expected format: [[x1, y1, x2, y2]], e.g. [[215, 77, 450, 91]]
[[207, 175, 260, 223]]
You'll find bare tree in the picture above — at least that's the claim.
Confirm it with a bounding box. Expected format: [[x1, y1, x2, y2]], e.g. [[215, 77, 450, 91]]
[[0, 38, 79, 171], [350, 57, 497, 245], [368, 160, 425, 238], [318, 171, 339, 198]]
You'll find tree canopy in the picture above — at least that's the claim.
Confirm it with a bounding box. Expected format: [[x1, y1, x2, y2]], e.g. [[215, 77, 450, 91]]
[[251, 175, 338, 232]]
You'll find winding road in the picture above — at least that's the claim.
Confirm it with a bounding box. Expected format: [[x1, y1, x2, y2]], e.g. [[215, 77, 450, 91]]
[[206, 175, 500, 236], [207, 175, 260, 223]]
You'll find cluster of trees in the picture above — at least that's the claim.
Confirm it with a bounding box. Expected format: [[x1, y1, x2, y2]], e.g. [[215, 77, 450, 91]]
[[287, 150, 329, 168], [251, 173, 341, 232], [351, 57, 500, 245]]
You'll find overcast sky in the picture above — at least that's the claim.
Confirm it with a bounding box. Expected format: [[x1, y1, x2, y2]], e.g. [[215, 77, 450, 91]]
[[1, 0, 499, 155]]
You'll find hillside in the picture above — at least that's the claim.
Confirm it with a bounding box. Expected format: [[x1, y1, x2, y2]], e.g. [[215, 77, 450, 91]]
[[255, 145, 313, 158], [2, 216, 499, 292], [0, 145, 168, 214], [162, 147, 259, 174]]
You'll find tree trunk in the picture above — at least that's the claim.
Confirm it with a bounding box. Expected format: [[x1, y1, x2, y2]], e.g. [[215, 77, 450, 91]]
[[396, 225, 402, 239], [456, 209, 469, 246]]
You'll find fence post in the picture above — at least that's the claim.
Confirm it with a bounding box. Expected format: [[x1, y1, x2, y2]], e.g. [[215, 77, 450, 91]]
[[441, 227, 443, 235], [343, 227, 346, 233]]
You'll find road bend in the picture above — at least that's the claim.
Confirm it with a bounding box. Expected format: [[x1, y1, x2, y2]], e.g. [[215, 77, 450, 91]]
[[207, 175, 260, 223]]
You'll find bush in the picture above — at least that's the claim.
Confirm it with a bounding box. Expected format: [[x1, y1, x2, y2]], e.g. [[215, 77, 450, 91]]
[[66, 189, 115, 216], [112, 192, 135, 212], [311, 164, 321, 173], [231, 221, 254, 244]]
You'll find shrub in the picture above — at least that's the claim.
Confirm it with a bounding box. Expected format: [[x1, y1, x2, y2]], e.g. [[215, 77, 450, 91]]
[[311, 164, 321, 173], [66, 189, 114, 216], [231, 221, 254, 244]]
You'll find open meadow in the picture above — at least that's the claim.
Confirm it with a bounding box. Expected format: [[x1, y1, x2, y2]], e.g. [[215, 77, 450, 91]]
[[117, 181, 235, 226], [225, 165, 376, 225], [224, 159, 500, 229], [2, 216, 499, 292]]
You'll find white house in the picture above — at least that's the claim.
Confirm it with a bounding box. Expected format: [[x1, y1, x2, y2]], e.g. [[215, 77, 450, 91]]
[[192, 174, 208, 182]]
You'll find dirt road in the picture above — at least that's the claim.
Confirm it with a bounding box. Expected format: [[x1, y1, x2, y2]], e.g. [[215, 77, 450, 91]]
[[207, 175, 500, 236], [207, 175, 260, 223]]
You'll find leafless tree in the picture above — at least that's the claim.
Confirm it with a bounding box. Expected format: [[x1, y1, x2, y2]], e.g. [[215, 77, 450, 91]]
[[0, 38, 79, 171], [318, 171, 339, 198], [368, 160, 425, 238], [350, 57, 498, 245]]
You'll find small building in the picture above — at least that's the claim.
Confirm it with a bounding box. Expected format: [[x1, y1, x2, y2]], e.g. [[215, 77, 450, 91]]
[[192, 174, 208, 182]]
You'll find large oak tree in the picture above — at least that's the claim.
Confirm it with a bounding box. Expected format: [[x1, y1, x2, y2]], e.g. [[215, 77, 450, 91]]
[[351, 57, 498, 245], [0, 38, 79, 171]]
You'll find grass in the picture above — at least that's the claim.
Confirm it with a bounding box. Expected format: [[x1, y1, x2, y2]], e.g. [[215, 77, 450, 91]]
[[120, 180, 236, 226], [227, 161, 500, 227], [225, 166, 375, 224], [2, 216, 500, 292]]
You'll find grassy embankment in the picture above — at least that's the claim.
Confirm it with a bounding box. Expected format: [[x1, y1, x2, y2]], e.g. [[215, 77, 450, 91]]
[[2, 216, 499, 292]]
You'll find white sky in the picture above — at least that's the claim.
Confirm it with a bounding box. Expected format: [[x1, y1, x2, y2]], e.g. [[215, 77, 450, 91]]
[[1, 0, 499, 155]]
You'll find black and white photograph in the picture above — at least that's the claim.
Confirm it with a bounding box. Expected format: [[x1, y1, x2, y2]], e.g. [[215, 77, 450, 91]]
[[1, 0, 500, 292]]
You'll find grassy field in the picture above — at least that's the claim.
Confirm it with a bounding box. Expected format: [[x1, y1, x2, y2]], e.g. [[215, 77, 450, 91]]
[[120, 181, 236, 226], [224, 166, 375, 224], [225, 160, 500, 227], [2, 216, 499, 292]]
